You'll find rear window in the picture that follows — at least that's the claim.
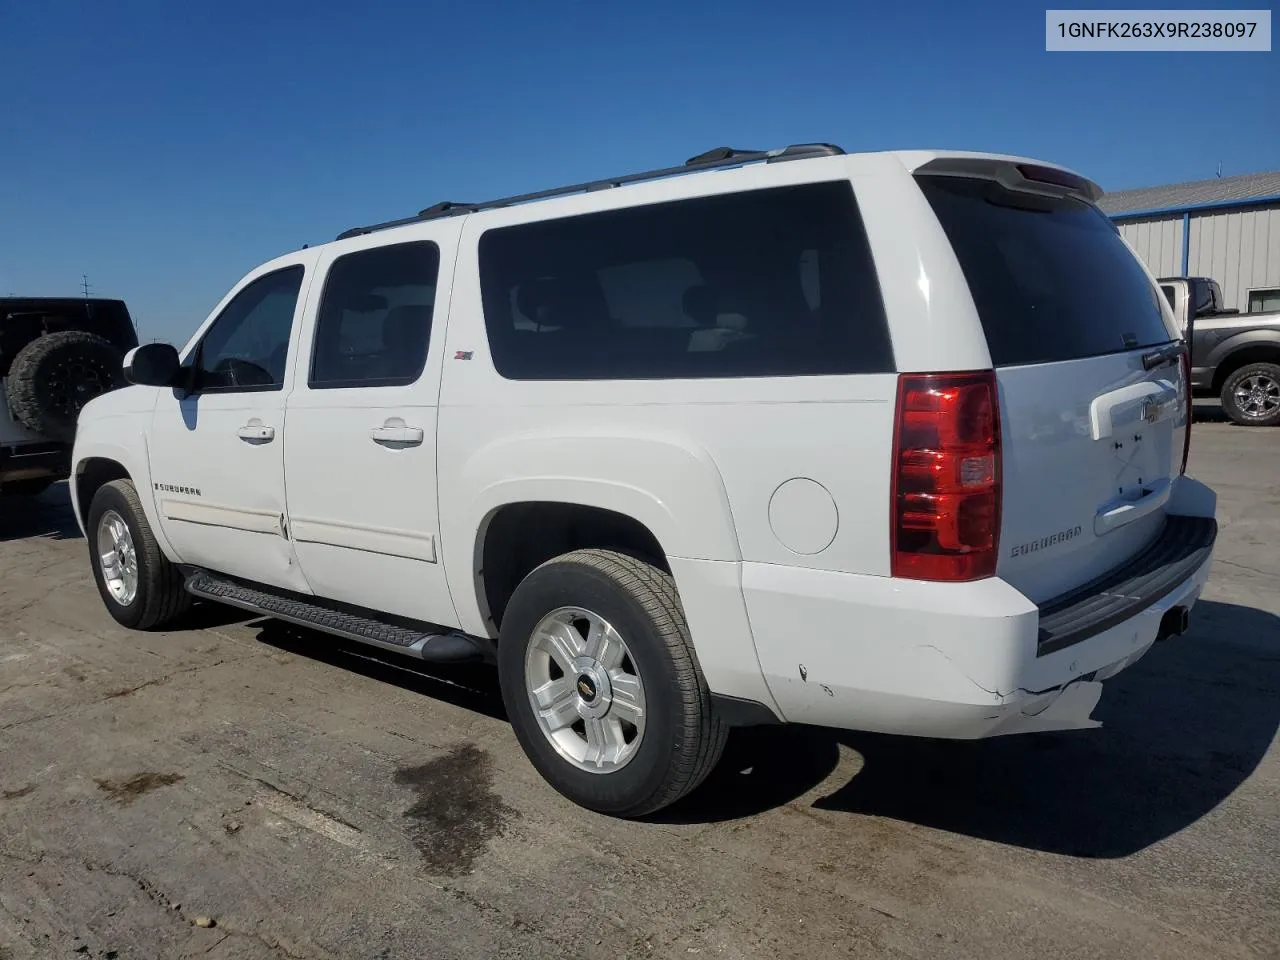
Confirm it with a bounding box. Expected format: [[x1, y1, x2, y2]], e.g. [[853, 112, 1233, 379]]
[[917, 176, 1172, 366], [477, 181, 893, 380]]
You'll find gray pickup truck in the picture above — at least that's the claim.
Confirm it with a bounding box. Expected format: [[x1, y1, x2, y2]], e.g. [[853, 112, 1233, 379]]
[[1159, 276, 1280, 427]]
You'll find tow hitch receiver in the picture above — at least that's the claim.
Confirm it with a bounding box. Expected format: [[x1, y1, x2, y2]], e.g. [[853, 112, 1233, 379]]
[[1157, 605, 1190, 642]]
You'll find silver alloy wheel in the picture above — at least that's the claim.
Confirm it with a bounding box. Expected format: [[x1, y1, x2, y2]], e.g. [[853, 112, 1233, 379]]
[[97, 509, 139, 606], [1233, 373, 1280, 419], [524, 606, 646, 773]]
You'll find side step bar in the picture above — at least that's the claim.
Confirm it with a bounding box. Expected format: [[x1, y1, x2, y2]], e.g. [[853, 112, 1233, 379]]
[[184, 570, 490, 664]]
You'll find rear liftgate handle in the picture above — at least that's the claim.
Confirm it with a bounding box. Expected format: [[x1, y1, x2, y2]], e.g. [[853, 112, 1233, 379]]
[[370, 417, 424, 447]]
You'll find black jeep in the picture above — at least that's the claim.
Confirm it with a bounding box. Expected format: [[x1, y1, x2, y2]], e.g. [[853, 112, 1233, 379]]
[[1, 298, 138, 496]]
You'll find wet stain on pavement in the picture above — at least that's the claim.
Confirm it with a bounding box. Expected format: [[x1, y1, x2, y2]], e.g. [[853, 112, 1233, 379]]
[[394, 743, 517, 876], [95, 772, 185, 807], [2, 784, 35, 800]]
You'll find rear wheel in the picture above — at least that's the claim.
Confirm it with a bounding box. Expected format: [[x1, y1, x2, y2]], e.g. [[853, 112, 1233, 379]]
[[87, 479, 192, 630], [497, 549, 726, 817], [1221, 362, 1280, 426]]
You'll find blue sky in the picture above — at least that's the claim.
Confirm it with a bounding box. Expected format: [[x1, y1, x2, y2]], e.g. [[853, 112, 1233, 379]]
[[2, 0, 1276, 341]]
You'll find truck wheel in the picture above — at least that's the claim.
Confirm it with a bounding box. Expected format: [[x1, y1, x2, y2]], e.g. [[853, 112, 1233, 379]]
[[1220, 362, 1280, 426], [87, 479, 192, 630], [497, 549, 726, 817], [5, 331, 126, 442]]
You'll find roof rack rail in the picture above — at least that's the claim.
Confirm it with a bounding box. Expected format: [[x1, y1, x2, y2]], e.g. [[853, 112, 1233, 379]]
[[335, 141, 845, 240], [417, 200, 479, 217], [685, 146, 765, 165]]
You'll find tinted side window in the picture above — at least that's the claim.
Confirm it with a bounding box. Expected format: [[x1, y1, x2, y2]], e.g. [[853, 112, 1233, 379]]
[[478, 181, 892, 380], [917, 176, 1172, 366], [310, 241, 440, 388], [196, 266, 304, 392]]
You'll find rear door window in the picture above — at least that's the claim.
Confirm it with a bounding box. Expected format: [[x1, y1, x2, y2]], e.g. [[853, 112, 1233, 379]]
[[309, 241, 440, 389], [477, 181, 892, 380], [916, 176, 1173, 366]]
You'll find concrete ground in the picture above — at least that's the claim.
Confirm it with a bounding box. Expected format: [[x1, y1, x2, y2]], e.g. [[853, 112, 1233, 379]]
[[1, 412, 1277, 959]]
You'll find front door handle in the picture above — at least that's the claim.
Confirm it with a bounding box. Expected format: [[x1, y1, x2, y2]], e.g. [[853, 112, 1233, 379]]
[[237, 420, 275, 443], [370, 418, 424, 446]]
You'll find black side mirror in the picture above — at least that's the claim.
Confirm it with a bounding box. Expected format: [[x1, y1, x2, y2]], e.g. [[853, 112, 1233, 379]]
[[123, 342, 181, 387]]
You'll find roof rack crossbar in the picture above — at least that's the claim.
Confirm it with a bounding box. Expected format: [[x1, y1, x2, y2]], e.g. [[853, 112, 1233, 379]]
[[335, 141, 845, 240]]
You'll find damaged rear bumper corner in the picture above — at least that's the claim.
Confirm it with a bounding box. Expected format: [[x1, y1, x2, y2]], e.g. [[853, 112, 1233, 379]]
[[981, 679, 1104, 736], [743, 519, 1214, 739]]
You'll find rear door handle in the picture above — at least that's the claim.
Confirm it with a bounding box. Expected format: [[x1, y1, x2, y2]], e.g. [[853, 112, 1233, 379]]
[[237, 420, 275, 443], [370, 419, 424, 446]]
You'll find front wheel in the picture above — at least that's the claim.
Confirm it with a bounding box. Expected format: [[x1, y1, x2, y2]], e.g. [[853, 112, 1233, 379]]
[[497, 549, 726, 817], [1221, 362, 1280, 426], [87, 479, 193, 630]]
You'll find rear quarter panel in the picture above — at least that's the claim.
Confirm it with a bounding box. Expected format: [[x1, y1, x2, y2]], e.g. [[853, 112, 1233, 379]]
[[436, 157, 919, 705]]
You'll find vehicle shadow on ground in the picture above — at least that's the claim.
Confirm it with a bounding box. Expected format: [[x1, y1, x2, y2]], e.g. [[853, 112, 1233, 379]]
[[652, 724, 844, 822], [241, 600, 1277, 854], [1192, 401, 1229, 423], [0, 482, 82, 542], [182, 601, 268, 631], [253, 621, 508, 721], [824, 600, 1275, 857], [662, 601, 1278, 857], [256, 620, 843, 815]]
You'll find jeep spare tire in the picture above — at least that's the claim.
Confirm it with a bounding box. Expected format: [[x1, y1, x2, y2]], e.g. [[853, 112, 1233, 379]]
[[5, 330, 126, 442]]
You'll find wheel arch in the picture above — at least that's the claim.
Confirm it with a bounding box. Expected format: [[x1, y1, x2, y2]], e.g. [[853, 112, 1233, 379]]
[[442, 433, 743, 638], [1208, 333, 1280, 393], [71, 436, 176, 560], [476, 499, 672, 634]]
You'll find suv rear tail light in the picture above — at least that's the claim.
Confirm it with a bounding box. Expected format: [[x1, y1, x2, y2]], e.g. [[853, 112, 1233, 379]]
[[891, 371, 1002, 581]]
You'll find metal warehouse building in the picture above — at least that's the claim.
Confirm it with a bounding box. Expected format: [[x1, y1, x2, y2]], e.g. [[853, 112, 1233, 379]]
[[1098, 170, 1280, 314]]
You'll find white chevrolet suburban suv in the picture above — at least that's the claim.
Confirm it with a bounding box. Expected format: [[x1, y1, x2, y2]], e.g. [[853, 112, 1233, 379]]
[[70, 144, 1218, 817]]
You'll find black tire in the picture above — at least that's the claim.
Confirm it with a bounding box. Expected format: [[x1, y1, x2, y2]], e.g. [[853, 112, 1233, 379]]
[[86, 479, 192, 630], [497, 548, 727, 817], [5, 331, 126, 442], [0, 477, 54, 498], [1220, 362, 1280, 427]]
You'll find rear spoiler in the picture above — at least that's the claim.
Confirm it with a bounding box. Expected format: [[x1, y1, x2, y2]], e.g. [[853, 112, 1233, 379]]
[[912, 157, 1103, 205]]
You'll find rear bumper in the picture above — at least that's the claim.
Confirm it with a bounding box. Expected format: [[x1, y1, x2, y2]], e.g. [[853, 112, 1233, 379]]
[[0, 441, 70, 485], [742, 493, 1217, 738], [1036, 514, 1215, 656]]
